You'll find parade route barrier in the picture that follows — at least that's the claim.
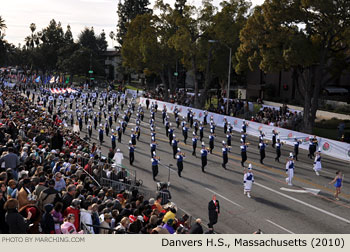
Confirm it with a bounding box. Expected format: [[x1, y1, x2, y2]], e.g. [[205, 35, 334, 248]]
[[140, 97, 350, 162]]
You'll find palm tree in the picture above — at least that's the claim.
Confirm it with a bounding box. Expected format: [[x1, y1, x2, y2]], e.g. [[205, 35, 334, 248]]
[[25, 23, 40, 49], [0, 16, 7, 38]]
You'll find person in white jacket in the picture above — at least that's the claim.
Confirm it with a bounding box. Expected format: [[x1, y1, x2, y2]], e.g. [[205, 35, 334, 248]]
[[80, 203, 94, 234], [73, 121, 79, 134], [112, 149, 124, 172], [243, 164, 254, 198]]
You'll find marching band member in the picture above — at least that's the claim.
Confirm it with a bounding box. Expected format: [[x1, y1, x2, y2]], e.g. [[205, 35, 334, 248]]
[[210, 120, 216, 134], [199, 122, 204, 142], [241, 119, 247, 133], [129, 141, 135, 166], [176, 148, 185, 177], [168, 125, 174, 145], [87, 120, 92, 139], [222, 141, 228, 170], [209, 131, 215, 154], [172, 134, 178, 159], [272, 130, 278, 148], [105, 119, 109, 136], [165, 117, 170, 137], [150, 139, 157, 158], [192, 132, 198, 156], [151, 154, 160, 181], [203, 111, 208, 125], [183, 123, 189, 144], [98, 124, 104, 145], [240, 141, 249, 167], [111, 129, 117, 150], [193, 120, 199, 135], [130, 128, 136, 145], [226, 130, 232, 151], [201, 142, 209, 172], [259, 140, 267, 164], [176, 115, 180, 129], [223, 117, 228, 134], [275, 138, 284, 163], [117, 123, 122, 143], [293, 138, 302, 161], [313, 149, 322, 176], [162, 107, 167, 124], [243, 164, 254, 198], [135, 124, 141, 141], [285, 153, 295, 186], [240, 130, 247, 144]]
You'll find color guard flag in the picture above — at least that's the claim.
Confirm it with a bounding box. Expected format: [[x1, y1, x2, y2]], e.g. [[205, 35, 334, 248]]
[[35, 76, 40, 83], [49, 76, 55, 84]]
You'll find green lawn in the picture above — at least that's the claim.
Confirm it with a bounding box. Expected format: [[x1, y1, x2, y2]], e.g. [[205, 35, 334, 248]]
[[125, 84, 139, 90], [312, 127, 350, 141]]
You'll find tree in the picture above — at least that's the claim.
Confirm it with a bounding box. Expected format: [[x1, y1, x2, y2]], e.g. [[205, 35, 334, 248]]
[[25, 23, 40, 49], [116, 0, 152, 46], [38, 19, 66, 72], [200, 0, 250, 107], [0, 16, 6, 38], [236, 0, 350, 133]]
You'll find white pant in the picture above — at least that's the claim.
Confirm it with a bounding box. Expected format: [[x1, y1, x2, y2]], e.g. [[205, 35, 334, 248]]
[[244, 180, 253, 192], [286, 169, 294, 184], [314, 161, 322, 172]]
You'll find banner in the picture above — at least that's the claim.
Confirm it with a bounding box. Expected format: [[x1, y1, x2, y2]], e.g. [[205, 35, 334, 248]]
[[140, 98, 350, 162]]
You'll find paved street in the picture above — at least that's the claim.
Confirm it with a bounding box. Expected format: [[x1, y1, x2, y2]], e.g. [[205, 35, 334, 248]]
[[34, 90, 350, 234]]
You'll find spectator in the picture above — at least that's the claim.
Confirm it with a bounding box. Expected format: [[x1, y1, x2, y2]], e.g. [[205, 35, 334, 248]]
[[61, 184, 76, 210], [41, 203, 55, 234], [4, 198, 32, 234], [17, 178, 33, 209], [0, 147, 19, 180], [52, 202, 64, 234], [115, 216, 129, 234], [37, 179, 61, 211], [64, 198, 81, 231], [0, 189, 9, 233], [163, 219, 175, 234], [100, 213, 112, 234], [61, 213, 83, 234], [80, 201, 94, 234], [53, 172, 66, 192], [189, 218, 203, 234]]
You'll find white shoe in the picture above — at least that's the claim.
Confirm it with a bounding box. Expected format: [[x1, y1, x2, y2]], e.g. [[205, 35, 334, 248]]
[[285, 178, 289, 183], [247, 193, 251, 198], [315, 171, 319, 176], [288, 183, 293, 186], [243, 190, 246, 195]]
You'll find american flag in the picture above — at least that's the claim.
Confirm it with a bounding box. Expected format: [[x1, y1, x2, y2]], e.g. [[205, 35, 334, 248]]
[[49, 88, 77, 94]]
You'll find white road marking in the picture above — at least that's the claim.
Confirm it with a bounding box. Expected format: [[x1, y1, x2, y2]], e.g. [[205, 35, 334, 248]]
[[280, 187, 320, 195], [256, 182, 350, 224], [265, 219, 295, 234], [303, 187, 321, 195], [205, 188, 244, 208]]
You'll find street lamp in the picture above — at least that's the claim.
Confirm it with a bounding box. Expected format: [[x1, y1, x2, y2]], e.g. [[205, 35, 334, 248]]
[[208, 40, 232, 115]]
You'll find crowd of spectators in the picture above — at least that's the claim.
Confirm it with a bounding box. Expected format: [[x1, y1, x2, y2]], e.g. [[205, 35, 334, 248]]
[[250, 104, 303, 131], [0, 86, 201, 234]]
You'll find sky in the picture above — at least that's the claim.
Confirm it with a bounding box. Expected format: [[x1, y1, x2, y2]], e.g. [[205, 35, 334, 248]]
[[0, 0, 264, 49]]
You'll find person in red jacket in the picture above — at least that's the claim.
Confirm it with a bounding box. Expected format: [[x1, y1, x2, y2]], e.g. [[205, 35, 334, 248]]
[[63, 198, 81, 231]]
